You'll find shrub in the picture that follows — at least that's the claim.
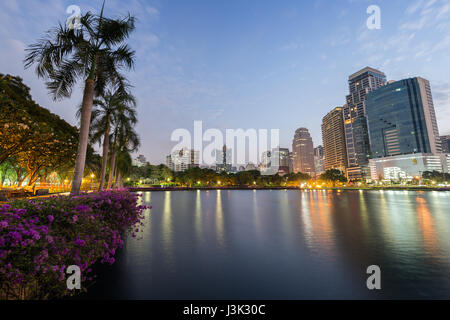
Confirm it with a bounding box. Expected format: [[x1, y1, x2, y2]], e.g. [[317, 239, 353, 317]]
[[0, 190, 149, 299]]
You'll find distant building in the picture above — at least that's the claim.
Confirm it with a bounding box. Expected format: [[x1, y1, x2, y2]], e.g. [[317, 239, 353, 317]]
[[245, 163, 257, 171], [292, 128, 315, 177], [344, 67, 387, 180], [261, 147, 290, 175], [132, 154, 147, 167], [369, 153, 449, 181], [314, 145, 325, 176], [366, 77, 442, 158], [440, 135, 450, 153], [322, 106, 348, 173], [216, 145, 232, 173], [166, 148, 199, 172]]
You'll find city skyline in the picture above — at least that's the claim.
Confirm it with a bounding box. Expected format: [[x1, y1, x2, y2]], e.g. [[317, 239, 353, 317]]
[[1, 0, 450, 164]]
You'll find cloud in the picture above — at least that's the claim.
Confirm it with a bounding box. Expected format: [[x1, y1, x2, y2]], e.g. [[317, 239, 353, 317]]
[[146, 6, 160, 19]]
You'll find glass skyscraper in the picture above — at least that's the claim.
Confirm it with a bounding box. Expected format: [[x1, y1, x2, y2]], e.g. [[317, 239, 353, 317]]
[[366, 77, 442, 158], [344, 67, 386, 180]]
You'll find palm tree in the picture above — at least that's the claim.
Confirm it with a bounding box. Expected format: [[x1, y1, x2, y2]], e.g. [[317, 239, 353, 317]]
[[24, 1, 136, 195], [107, 106, 140, 189], [77, 85, 136, 190]]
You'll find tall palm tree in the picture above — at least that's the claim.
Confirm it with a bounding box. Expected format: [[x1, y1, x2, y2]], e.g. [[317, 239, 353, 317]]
[[24, 1, 136, 195], [107, 106, 139, 189], [77, 85, 136, 190]]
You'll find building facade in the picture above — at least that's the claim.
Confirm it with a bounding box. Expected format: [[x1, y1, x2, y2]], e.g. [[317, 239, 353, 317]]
[[166, 148, 200, 172], [344, 67, 387, 180], [322, 106, 348, 173], [366, 77, 442, 158], [441, 135, 450, 153], [292, 128, 315, 177], [314, 145, 325, 177], [369, 153, 449, 181], [132, 154, 147, 167], [216, 145, 232, 173]]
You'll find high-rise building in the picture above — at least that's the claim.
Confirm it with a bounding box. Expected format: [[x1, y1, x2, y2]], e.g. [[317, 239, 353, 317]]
[[216, 145, 232, 172], [260, 147, 290, 175], [314, 145, 325, 176], [132, 154, 147, 167], [441, 135, 450, 153], [344, 67, 387, 180], [322, 106, 348, 173], [166, 148, 199, 172], [292, 128, 315, 177], [366, 77, 442, 158]]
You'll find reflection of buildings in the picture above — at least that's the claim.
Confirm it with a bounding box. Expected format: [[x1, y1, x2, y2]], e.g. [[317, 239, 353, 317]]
[[344, 67, 387, 180], [367, 77, 444, 180], [440, 135, 450, 153], [166, 148, 199, 172], [132, 154, 147, 167], [314, 145, 325, 177], [322, 106, 348, 173], [369, 153, 449, 181], [216, 145, 232, 173], [292, 128, 315, 177]]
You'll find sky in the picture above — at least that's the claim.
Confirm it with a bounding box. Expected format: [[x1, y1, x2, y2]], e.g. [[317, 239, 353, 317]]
[[1, 0, 449, 164]]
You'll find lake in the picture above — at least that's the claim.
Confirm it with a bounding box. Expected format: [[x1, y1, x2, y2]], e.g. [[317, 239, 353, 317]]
[[83, 190, 450, 299]]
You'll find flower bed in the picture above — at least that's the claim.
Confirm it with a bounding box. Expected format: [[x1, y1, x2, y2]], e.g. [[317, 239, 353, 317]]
[[0, 190, 149, 300]]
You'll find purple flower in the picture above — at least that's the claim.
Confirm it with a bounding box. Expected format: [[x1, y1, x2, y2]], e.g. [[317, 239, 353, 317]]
[[48, 215, 54, 223], [0, 221, 8, 229], [72, 215, 78, 223]]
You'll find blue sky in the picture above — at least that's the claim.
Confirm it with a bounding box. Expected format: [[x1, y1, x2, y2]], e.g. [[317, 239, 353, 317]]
[[1, 0, 449, 164]]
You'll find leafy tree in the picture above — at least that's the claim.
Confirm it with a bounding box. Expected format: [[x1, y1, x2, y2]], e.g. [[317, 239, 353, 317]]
[[24, 1, 136, 194], [319, 169, 347, 185]]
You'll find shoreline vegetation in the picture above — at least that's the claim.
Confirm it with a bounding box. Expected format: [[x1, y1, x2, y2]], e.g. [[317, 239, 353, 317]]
[[0, 190, 148, 300]]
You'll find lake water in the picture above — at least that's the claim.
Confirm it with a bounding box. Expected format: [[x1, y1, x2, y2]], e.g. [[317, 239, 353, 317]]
[[83, 190, 450, 299]]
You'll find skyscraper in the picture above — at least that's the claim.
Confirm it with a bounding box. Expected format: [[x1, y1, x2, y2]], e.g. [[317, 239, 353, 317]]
[[322, 106, 348, 173], [216, 145, 232, 172], [166, 148, 200, 172], [344, 67, 386, 180], [440, 135, 450, 153], [292, 128, 315, 177], [366, 77, 442, 158], [314, 145, 325, 176]]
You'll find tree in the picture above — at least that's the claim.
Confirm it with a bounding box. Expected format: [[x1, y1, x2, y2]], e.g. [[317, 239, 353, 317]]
[[0, 74, 78, 188], [107, 103, 139, 189], [319, 169, 347, 185], [78, 84, 136, 190], [24, 1, 136, 194]]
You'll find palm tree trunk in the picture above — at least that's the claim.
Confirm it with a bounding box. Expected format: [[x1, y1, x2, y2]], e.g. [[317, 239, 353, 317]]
[[98, 116, 110, 190], [107, 132, 117, 189], [71, 79, 95, 195]]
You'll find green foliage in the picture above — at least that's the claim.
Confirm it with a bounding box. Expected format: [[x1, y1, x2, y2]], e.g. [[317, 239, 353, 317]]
[[422, 171, 450, 183], [319, 169, 347, 183], [0, 74, 79, 186]]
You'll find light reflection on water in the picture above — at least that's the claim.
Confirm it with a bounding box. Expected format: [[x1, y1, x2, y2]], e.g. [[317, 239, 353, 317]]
[[84, 190, 450, 299]]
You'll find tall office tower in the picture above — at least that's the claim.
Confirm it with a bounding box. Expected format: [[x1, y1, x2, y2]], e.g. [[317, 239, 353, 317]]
[[366, 77, 442, 157], [166, 148, 200, 172], [314, 145, 325, 176], [273, 147, 290, 175], [292, 128, 315, 177], [322, 106, 348, 173], [216, 145, 232, 172], [288, 152, 294, 173], [441, 135, 450, 153], [344, 67, 387, 180]]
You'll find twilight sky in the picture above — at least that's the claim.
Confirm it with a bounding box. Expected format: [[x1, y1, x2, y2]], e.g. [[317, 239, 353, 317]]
[[1, 0, 449, 164]]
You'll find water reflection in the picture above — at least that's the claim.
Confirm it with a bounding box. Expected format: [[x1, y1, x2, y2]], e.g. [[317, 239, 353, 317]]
[[84, 190, 450, 299]]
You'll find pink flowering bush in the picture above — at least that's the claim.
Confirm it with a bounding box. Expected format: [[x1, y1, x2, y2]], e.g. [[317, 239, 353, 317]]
[[0, 190, 149, 300]]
